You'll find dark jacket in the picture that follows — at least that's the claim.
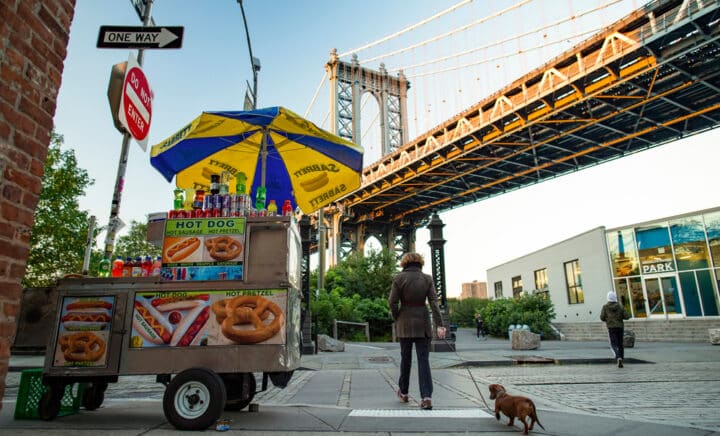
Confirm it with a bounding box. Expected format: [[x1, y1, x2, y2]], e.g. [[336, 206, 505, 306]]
[[388, 264, 443, 338], [600, 301, 630, 329]]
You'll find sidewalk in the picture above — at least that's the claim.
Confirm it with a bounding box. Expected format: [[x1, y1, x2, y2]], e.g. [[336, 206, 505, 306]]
[[2, 328, 719, 435]]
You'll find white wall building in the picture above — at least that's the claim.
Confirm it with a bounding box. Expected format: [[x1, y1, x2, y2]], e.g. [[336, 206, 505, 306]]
[[487, 207, 720, 326]]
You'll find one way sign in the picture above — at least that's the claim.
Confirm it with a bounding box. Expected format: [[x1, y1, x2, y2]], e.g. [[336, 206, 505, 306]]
[[97, 26, 184, 49]]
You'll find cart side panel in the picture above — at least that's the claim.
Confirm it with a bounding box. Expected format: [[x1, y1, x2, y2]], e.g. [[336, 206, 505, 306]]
[[122, 287, 301, 374]]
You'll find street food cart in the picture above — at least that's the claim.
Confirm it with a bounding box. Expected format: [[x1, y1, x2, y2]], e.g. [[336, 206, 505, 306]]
[[39, 215, 302, 430]]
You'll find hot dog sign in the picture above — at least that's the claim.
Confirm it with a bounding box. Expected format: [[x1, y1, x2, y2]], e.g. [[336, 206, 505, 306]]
[[161, 217, 245, 281], [130, 290, 287, 348], [53, 296, 115, 367]]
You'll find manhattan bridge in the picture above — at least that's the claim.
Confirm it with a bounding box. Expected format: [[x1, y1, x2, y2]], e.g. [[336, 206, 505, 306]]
[[300, 0, 719, 294]]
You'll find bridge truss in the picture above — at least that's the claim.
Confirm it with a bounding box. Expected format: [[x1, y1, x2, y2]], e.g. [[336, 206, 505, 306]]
[[327, 0, 719, 262]]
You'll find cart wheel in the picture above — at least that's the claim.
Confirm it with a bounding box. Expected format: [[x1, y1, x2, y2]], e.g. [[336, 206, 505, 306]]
[[82, 382, 108, 411], [38, 384, 64, 421], [222, 373, 256, 411], [163, 367, 226, 431]]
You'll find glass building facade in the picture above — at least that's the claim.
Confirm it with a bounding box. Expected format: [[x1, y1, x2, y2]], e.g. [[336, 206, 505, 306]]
[[606, 209, 720, 318]]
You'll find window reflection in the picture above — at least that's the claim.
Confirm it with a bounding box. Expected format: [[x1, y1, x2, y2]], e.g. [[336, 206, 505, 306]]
[[670, 216, 710, 270], [636, 225, 676, 274], [607, 229, 639, 276]]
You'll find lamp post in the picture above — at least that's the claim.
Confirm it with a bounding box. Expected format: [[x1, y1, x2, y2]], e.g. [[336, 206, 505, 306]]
[[237, 0, 260, 109]]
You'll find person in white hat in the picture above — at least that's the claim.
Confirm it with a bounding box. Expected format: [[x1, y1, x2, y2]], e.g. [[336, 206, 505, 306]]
[[600, 291, 630, 367]]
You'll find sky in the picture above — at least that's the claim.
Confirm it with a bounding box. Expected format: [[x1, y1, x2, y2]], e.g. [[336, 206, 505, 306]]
[[54, 0, 720, 298]]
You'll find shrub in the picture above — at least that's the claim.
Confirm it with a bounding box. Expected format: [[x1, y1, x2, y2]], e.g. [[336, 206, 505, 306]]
[[481, 294, 556, 338], [448, 297, 489, 326]]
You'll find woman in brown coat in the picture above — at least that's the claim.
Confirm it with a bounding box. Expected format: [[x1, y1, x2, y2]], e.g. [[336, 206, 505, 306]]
[[388, 252, 444, 410]]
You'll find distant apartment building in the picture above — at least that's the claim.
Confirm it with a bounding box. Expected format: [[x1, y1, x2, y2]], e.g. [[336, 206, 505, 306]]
[[460, 280, 487, 299]]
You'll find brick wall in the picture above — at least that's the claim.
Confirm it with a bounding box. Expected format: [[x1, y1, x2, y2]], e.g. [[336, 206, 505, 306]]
[[0, 0, 76, 409]]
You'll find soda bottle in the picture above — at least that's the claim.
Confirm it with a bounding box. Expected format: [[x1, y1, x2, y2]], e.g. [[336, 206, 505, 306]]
[[267, 199, 278, 216], [210, 174, 220, 195], [123, 257, 133, 277], [282, 200, 293, 216], [111, 256, 124, 277], [152, 256, 162, 276], [142, 256, 153, 277], [172, 188, 184, 217], [255, 186, 266, 211], [97, 257, 111, 277], [235, 172, 247, 195], [192, 190, 205, 218], [132, 256, 143, 277]]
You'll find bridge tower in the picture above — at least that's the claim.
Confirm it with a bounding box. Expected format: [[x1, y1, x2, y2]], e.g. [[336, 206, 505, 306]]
[[325, 50, 412, 263], [326, 49, 409, 155]]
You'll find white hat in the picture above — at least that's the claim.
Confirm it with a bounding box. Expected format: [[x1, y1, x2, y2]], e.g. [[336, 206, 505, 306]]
[[607, 291, 618, 303]]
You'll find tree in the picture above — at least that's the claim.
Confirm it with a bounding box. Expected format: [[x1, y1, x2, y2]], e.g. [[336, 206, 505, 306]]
[[23, 132, 94, 287], [325, 249, 396, 299], [113, 220, 161, 260]]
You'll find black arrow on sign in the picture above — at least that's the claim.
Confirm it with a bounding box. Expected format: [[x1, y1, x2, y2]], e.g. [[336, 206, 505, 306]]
[[97, 26, 184, 49]]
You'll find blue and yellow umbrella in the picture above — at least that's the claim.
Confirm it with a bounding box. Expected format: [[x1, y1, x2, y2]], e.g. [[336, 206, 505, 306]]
[[150, 106, 364, 213]]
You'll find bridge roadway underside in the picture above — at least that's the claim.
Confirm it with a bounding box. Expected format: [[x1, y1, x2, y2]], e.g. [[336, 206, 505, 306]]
[[341, 0, 720, 242]]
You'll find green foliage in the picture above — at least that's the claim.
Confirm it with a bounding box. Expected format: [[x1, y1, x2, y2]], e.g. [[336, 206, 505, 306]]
[[325, 249, 396, 299], [310, 249, 396, 341], [448, 297, 489, 326], [480, 294, 556, 338], [114, 220, 161, 260], [23, 132, 95, 287]]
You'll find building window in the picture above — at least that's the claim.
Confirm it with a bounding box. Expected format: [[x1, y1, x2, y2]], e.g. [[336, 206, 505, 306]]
[[511, 276, 523, 298], [534, 268, 548, 291], [564, 260, 584, 304], [494, 281, 503, 298]]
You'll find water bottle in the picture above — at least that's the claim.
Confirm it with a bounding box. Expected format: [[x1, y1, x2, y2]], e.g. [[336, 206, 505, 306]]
[[97, 257, 111, 277], [111, 256, 124, 277], [267, 199, 278, 216]]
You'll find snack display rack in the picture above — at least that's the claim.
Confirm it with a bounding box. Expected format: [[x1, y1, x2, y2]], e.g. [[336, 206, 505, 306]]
[[40, 215, 302, 430]]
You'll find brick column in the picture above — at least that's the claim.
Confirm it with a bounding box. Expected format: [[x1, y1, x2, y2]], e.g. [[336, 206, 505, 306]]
[[0, 0, 76, 409]]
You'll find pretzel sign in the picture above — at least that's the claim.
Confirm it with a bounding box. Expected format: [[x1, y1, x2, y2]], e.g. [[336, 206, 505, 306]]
[[205, 236, 242, 261], [59, 332, 106, 362], [211, 296, 283, 344]]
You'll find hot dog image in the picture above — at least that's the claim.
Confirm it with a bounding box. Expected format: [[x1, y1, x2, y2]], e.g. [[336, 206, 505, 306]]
[[132, 299, 174, 345], [62, 299, 113, 331], [152, 294, 210, 312], [170, 304, 210, 347], [300, 172, 329, 192], [165, 236, 201, 262]]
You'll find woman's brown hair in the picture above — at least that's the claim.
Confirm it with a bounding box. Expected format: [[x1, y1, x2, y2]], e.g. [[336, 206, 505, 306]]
[[400, 252, 424, 268]]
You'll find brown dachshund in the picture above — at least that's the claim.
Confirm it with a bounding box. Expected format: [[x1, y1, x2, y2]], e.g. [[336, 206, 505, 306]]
[[488, 383, 545, 435]]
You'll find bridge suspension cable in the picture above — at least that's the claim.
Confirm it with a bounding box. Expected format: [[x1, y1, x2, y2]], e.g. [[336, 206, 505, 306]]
[[392, 0, 624, 72], [337, 0, 474, 58], [361, 0, 533, 64]]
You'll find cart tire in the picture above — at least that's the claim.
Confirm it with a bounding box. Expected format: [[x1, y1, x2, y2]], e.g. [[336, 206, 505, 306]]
[[222, 373, 256, 411], [38, 384, 63, 421], [82, 382, 108, 411], [163, 367, 226, 431]]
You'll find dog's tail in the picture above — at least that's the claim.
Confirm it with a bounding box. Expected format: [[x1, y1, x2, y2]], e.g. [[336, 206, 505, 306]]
[[529, 400, 546, 430]]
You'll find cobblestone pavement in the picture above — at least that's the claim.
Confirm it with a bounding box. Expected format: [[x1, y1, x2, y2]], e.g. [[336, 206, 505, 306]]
[[5, 362, 720, 432]]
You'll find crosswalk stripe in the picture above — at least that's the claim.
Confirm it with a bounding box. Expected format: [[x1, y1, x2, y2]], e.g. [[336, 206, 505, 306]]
[[349, 408, 493, 418]]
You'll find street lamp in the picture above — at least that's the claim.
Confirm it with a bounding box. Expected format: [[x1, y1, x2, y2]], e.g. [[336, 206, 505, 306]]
[[237, 0, 260, 109]]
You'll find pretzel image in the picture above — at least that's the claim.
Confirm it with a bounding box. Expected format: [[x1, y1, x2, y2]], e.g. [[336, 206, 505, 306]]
[[166, 237, 200, 262], [59, 332, 106, 362], [299, 172, 329, 192], [211, 296, 284, 344], [205, 236, 242, 261]]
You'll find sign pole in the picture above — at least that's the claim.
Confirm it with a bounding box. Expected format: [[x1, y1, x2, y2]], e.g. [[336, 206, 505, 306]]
[[103, 0, 154, 259]]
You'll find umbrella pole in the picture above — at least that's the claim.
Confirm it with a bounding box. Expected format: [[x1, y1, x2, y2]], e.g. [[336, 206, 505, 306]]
[[260, 128, 268, 187]]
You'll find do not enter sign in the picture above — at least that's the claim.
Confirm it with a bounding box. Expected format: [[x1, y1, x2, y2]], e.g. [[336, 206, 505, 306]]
[[118, 53, 153, 150]]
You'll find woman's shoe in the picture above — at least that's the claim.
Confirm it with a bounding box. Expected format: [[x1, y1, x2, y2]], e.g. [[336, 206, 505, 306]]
[[397, 389, 409, 403], [420, 398, 432, 410]]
